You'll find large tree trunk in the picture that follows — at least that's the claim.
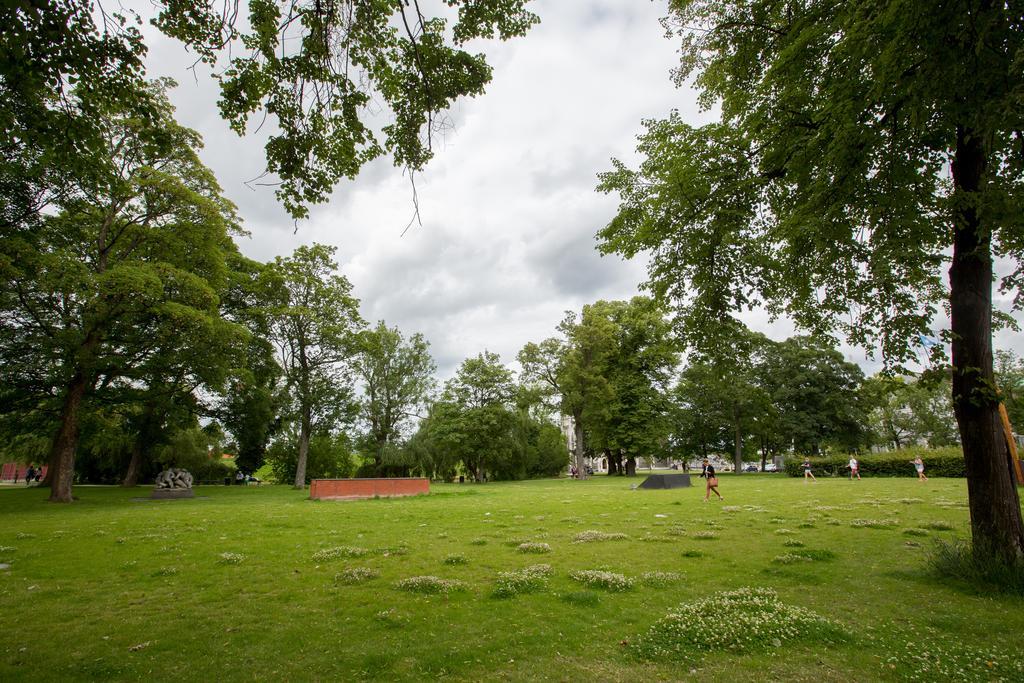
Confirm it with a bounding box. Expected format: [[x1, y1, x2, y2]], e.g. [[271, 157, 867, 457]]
[[573, 411, 588, 480], [950, 124, 1024, 563], [46, 371, 90, 502], [625, 455, 636, 476], [294, 406, 310, 489]]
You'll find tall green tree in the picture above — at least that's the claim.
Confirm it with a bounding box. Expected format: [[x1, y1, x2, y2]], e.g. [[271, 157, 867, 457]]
[[354, 321, 436, 475], [261, 244, 363, 488], [591, 298, 678, 475], [426, 351, 515, 482], [599, 1, 1024, 562], [759, 337, 867, 455], [218, 253, 285, 475], [0, 81, 243, 502]]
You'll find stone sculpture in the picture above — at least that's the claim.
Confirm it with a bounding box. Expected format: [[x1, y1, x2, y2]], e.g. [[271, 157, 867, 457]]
[[155, 468, 194, 489]]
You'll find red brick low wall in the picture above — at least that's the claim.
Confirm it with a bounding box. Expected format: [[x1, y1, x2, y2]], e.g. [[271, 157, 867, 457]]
[[309, 478, 430, 501]]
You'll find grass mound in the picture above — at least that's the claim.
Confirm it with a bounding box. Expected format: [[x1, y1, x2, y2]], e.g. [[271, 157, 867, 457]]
[[334, 567, 380, 585], [569, 570, 634, 592], [492, 564, 553, 598], [516, 542, 551, 554], [639, 571, 683, 587], [572, 530, 628, 543], [312, 546, 369, 562], [394, 576, 469, 595], [629, 587, 844, 662]]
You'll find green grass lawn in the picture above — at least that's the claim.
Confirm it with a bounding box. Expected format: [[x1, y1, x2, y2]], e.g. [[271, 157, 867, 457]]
[[1, 474, 1021, 682]]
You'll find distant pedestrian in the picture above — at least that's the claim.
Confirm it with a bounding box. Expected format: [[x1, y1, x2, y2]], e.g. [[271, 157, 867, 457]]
[[35, 468, 42, 483], [911, 456, 928, 482], [802, 458, 816, 483], [24, 465, 35, 486], [848, 457, 861, 481], [700, 458, 723, 502]]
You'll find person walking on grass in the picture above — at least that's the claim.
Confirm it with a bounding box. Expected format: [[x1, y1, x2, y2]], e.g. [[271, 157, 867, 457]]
[[802, 457, 816, 483], [700, 458, 723, 502], [911, 456, 928, 482], [848, 457, 861, 481]]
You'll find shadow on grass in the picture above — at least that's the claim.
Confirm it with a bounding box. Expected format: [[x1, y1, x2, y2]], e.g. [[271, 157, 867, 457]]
[[923, 539, 1024, 598]]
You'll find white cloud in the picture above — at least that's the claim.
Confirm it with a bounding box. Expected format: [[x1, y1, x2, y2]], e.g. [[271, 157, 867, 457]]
[[137, 0, 1024, 381]]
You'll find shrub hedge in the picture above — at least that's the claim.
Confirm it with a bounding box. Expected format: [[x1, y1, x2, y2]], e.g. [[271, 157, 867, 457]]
[[783, 446, 965, 478]]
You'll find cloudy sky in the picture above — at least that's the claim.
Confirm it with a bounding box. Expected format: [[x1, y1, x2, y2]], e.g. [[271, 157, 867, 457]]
[[140, 1, 1022, 381]]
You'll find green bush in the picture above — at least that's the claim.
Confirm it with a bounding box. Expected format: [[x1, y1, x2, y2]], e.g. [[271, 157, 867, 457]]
[[783, 446, 964, 477]]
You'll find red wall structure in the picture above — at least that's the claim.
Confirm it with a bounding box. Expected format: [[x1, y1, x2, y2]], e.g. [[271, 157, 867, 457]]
[[309, 477, 429, 501], [1, 464, 48, 482]]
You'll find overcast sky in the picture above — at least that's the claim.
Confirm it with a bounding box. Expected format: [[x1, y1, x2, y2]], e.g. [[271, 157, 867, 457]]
[[139, 1, 1023, 382]]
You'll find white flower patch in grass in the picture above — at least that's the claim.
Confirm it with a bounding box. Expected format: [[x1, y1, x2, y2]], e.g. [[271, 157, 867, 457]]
[[492, 564, 553, 598], [692, 531, 718, 540], [468, 538, 487, 546], [312, 546, 369, 562], [516, 542, 551, 554], [217, 552, 244, 565], [334, 567, 380, 585], [629, 587, 844, 663], [849, 519, 897, 529], [774, 528, 795, 535], [926, 521, 955, 531], [0, 546, 16, 554], [394, 576, 469, 595], [896, 498, 924, 505], [782, 539, 805, 548], [722, 506, 743, 513], [569, 570, 634, 592], [640, 571, 683, 587], [573, 530, 628, 543], [772, 553, 814, 565], [902, 528, 930, 537], [879, 634, 1024, 682], [665, 527, 688, 537], [443, 553, 469, 565]]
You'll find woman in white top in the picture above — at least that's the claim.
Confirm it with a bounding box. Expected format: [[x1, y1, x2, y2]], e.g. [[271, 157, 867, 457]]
[[848, 457, 860, 481]]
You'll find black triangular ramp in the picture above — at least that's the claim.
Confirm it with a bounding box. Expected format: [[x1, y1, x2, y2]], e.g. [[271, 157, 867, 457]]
[[638, 473, 692, 489]]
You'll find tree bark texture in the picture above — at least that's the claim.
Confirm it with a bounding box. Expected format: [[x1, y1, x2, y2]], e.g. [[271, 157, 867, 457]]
[[294, 406, 310, 489], [733, 404, 743, 474], [46, 371, 89, 502], [573, 415, 588, 480], [122, 443, 144, 488], [950, 125, 1024, 563]]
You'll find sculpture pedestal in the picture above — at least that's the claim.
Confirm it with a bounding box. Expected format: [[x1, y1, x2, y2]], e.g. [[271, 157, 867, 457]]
[[151, 488, 195, 500]]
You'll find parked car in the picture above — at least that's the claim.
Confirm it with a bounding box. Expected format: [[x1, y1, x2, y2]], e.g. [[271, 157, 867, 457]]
[[764, 463, 779, 472], [744, 465, 758, 472]]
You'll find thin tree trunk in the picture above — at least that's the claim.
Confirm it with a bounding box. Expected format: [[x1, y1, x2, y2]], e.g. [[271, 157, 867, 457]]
[[294, 406, 311, 489], [950, 124, 1024, 563], [573, 411, 587, 480], [122, 443, 144, 488], [733, 404, 743, 474]]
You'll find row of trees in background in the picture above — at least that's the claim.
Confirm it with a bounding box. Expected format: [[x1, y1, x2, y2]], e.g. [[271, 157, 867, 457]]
[[0, 71, 1009, 496], [1, 0, 540, 502]]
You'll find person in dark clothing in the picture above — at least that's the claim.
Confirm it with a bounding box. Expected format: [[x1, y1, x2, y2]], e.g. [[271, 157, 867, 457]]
[[24, 465, 35, 486], [700, 458, 723, 502]]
